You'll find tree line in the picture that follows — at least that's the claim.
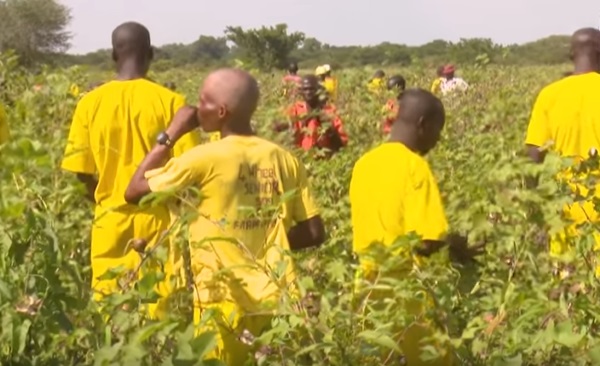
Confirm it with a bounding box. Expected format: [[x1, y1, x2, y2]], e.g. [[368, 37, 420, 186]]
[[0, 0, 573, 71]]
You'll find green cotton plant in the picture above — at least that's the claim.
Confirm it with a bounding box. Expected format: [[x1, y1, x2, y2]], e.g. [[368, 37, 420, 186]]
[[2, 63, 600, 366]]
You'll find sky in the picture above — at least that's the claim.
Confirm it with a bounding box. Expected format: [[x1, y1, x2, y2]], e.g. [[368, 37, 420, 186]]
[[61, 0, 600, 54]]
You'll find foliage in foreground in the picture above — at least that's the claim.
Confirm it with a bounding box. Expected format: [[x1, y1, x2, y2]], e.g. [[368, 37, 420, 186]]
[[2, 54, 600, 365]]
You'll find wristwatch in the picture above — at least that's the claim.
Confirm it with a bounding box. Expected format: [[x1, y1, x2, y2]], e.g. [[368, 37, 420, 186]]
[[156, 131, 173, 148]]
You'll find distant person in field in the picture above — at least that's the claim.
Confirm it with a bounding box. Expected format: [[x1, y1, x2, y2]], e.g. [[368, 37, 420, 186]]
[[124, 68, 326, 365], [60, 21, 200, 318], [164, 81, 177, 91], [525, 27, 600, 278], [440, 64, 469, 95], [0, 100, 9, 144], [277, 75, 348, 158], [368, 69, 386, 93], [315, 64, 338, 102], [350, 89, 484, 365], [282, 61, 302, 97], [381, 75, 406, 135], [430, 65, 445, 95]]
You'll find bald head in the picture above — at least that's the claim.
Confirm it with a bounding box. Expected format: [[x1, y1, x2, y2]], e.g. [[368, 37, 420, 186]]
[[112, 22, 151, 62], [570, 28, 600, 68], [202, 68, 260, 120], [392, 89, 445, 155], [397, 89, 445, 125]]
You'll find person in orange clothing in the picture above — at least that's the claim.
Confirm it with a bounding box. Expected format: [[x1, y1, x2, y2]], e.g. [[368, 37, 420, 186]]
[[124, 68, 326, 365], [277, 75, 348, 158], [61, 22, 200, 318], [282, 62, 301, 98], [381, 75, 406, 135], [525, 27, 600, 278]]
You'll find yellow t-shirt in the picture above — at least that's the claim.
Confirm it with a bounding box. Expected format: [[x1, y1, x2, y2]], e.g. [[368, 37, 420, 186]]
[[145, 135, 320, 311], [61, 79, 200, 209], [526, 72, 600, 259], [430, 77, 443, 95], [0, 103, 9, 144], [368, 77, 384, 93], [350, 142, 448, 270], [322, 77, 338, 101], [526, 73, 600, 219]]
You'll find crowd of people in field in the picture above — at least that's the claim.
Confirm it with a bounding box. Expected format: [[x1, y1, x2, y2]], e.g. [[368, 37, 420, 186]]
[[1, 20, 600, 365]]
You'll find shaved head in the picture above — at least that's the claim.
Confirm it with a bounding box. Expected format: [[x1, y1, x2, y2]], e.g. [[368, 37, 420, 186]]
[[392, 88, 445, 155], [198, 68, 259, 133], [203, 68, 259, 118], [570, 27, 600, 72], [397, 89, 445, 125], [112, 22, 152, 62], [571, 28, 600, 50]]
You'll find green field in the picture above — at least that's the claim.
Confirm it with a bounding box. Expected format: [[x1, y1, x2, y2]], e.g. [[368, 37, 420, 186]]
[[2, 54, 599, 366]]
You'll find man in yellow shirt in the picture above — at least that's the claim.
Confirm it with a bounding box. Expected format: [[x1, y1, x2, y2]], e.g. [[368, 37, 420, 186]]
[[525, 27, 600, 276], [0, 102, 9, 144], [125, 68, 326, 365], [430, 65, 445, 95], [367, 69, 386, 93], [316, 64, 338, 102], [350, 89, 483, 365], [61, 22, 200, 317]]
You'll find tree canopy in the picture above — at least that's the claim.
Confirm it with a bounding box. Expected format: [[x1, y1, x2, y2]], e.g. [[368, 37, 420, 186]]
[[0, 0, 71, 65]]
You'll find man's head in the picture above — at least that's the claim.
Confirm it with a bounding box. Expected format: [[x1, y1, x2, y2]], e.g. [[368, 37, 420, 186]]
[[570, 27, 600, 71], [299, 74, 326, 106], [387, 75, 406, 92], [392, 88, 445, 155], [288, 62, 299, 74], [111, 22, 153, 73], [197, 68, 260, 133], [373, 70, 385, 79], [442, 64, 455, 79]]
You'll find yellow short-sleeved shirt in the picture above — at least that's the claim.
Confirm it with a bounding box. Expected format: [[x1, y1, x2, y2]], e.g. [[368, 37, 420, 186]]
[[0, 103, 9, 144], [368, 77, 384, 93], [350, 142, 448, 270], [145, 135, 320, 311], [61, 79, 201, 305], [322, 77, 338, 101], [526, 72, 600, 260], [61, 79, 200, 209], [431, 78, 443, 95]]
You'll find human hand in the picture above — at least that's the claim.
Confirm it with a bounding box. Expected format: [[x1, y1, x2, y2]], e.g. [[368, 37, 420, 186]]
[[447, 233, 486, 265]]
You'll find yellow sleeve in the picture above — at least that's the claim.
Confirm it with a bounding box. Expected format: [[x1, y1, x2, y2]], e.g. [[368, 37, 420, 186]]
[[404, 162, 448, 241], [61, 100, 96, 175], [525, 88, 551, 147], [146, 147, 204, 193], [0, 104, 9, 144], [284, 156, 320, 223], [170, 94, 201, 158], [430, 79, 441, 94]]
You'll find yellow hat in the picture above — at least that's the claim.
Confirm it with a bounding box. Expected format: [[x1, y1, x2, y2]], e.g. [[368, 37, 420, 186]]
[[322, 64, 331, 73], [315, 65, 325, 75]]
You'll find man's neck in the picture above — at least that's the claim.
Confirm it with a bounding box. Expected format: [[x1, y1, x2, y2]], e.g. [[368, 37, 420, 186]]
[[573, 59, 599, 75], [220, 123, 254, 139]]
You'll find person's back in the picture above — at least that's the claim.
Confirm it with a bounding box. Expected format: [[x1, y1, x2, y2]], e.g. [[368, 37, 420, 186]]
[[350, 142, 445, 270], [145, 134, 317, 310], [64, 78, 198, 209], [527, 72, 600, 159], [61, 77, 199, 312]]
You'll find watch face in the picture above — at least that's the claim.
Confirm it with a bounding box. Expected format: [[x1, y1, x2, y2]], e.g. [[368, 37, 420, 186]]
[[157, 132, 171, 146]]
